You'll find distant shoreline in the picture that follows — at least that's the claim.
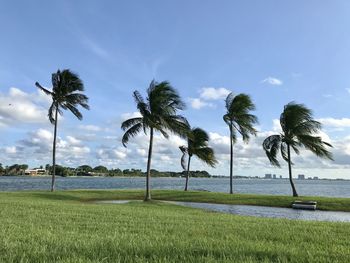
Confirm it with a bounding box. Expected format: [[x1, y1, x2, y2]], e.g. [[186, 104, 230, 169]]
[[0, 175, 349, 181]]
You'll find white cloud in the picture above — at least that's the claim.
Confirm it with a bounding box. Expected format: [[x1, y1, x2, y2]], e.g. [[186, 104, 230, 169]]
[[188, 87, 230, 110], [66, 136, 82, 145], [318, 118, 350, 128], [261, 77, 283, 86], [199, 87, 231, 100], [79, 125, 102, 132], [0, 87, 50, 127], [188, 98, 214, 109], [137, 148, 147, 157], [121, 112, 142, 120], [5, 146, 17, 154]]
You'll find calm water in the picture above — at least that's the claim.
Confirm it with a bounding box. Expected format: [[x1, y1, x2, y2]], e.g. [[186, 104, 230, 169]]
[[171, 202, 350, 222], [0, 176, 349, 197], [97, 200, 350, 222]]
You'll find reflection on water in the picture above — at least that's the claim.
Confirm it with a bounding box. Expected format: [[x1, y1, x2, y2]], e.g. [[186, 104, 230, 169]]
[[0, 176, 350, 198]]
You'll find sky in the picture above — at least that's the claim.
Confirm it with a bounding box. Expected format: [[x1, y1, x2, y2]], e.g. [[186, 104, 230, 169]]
[[1, 0, 350, 179]]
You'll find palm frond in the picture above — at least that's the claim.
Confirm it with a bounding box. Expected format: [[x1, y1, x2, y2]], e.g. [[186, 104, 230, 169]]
[[224, 93, 258, 143], [161, 114, 190, 138], [121, 117, 143, 131], [280, 142, 289, 162], [262, 135, 282, 167], [122, 123, 143, 147], [35, 82, 53, 96], [225, 92, 235, 111], [297, 135, 333, 160], [48, 103, 56, 124], [183, 127, 217, 168], [267, 102, 333, 168], [65, 103, 83, 120], [59, 69, 84, 93], [65, 93, 90, 110], [195, 147, 217, 167]]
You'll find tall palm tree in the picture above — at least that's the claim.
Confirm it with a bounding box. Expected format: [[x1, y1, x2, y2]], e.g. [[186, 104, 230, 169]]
[[223, 92, 258, 194], [35, 69, 89, 192], [263, 102, 333, 197], [180, 127, 217, 191], [121, 80, 189, 201]]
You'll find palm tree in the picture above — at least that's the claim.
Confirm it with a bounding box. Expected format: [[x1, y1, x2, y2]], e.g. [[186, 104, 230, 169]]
[[263, 102, 333, 197], [223, 92, 258, 194], [121, 80, 189, 201], [35, 69, 89, 192], [180, 127, 217, 191]]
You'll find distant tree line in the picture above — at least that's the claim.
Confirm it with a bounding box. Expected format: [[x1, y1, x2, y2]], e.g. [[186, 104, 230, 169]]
[[0, 163, 29, 176], [0, 163, 212, 178]]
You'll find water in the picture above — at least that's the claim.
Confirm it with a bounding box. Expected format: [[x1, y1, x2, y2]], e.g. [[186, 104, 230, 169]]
[[96, 200, 350, 222], [0, 176, 349, 197], [171, 201, 350, 222]]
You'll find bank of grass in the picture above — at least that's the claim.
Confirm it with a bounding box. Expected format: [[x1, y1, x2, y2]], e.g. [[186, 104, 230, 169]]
[[0, 190, 349, 262], [15, 189, 350, 211]]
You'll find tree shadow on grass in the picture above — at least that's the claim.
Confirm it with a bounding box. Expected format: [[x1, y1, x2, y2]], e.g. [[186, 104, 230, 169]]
[[30, 192, 82, 202]]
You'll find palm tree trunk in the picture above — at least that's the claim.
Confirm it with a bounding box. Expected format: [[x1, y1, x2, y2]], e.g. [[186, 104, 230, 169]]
[[287, 144, 298, 197], [145, 127, 154, 201], [51, 106, 58, 192], [184, 155, 191, 191], [229, 124, 233, 194]]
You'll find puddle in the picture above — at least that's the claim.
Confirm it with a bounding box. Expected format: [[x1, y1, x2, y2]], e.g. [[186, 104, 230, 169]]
[[96, 200, 135, 204], [96, 200, 350, 222], [171, 201, 350, 222]]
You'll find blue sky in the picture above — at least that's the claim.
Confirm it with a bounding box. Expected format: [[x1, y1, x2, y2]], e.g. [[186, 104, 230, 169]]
[[1, 1, 350, 178]]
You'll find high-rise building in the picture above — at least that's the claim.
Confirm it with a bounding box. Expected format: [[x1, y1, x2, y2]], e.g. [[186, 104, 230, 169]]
[[298, 174, 305, 180], [265, 174, 272, 179]]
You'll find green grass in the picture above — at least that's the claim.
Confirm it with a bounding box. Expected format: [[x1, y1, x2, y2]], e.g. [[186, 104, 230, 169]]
[[0, 190, 349, 262], [21, 189, 350, 211]]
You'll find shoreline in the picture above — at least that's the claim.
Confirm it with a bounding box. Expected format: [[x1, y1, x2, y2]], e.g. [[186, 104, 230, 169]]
[[0, 175, 349, 181]]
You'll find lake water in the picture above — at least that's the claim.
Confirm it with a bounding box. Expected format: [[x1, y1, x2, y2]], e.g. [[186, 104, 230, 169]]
[[0, 176, 349, 198]]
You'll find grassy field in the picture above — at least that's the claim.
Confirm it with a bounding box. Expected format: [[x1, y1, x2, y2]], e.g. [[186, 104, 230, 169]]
[[0, 190, 349, 262]]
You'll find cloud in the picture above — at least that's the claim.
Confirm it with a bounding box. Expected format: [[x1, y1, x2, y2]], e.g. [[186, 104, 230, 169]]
[[121, 112, 142, 121], [79, 125, 102, 132], [5, 128, 91, 165], [317, 118, 350, 128], [188, 98, 214, 110], [5, 146, 17, 154], [261, 77, 283, 86], [199, 87, 231, 100], [66, 136, 82, 146], [81, 36, 109, 59], [0, 87, 50, 127], [188, 87, 230, 110]]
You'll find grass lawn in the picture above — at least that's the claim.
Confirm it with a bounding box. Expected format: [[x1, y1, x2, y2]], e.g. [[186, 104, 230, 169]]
[[0, 190, 349, 262]]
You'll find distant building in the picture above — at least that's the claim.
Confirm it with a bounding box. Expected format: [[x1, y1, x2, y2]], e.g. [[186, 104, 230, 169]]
[[298, 174, 305, 180], [273, 174, 276, 179], [24, 169, 46, 176], [265, 174, 272, 179], [307, 177, 312, 180], [279, 175, 283, 179], [313, 176, 319, 180]]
